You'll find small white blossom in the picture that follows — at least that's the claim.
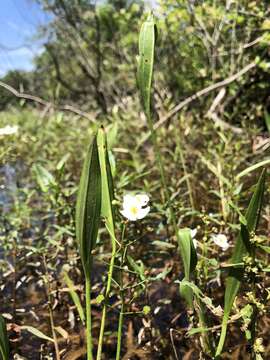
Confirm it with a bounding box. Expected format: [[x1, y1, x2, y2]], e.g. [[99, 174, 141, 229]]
[[120, 193, 150, 221], [0, 125, 18, 136], [190, 228, 198, 248], [212, 233, 229, 251]]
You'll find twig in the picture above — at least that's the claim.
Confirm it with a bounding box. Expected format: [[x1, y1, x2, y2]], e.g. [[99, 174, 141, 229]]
[[156, 62, 256, 130], [206, 88, 243, 134], [170, 328, 180, 360], [137, 61, 256, 148], [0, 80, 95, 123]]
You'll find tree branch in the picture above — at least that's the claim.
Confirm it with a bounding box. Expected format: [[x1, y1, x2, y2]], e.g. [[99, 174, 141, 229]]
[[137, 61, 257, 148], [158, 62, 256, 129], [0, 80, 95, 122]]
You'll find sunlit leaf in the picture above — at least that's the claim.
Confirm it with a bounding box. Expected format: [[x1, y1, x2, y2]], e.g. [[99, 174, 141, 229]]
[[178, 228, 197, 308], [216, 169, 266, 357], [32, 164, 56, 192], [20, 325, 54, 343], [75, 134, 101, 276], [138, 13, 157, 119]]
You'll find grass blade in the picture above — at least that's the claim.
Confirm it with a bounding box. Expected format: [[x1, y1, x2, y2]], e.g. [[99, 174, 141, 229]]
[[215, 169, 266, 357], [178, 228, 197, 308], [0, 315, 9, 360], [236, 159, 270, 179], [20, 325, 54, 342], [63, 272, 85, 324], [75, 134, 101, 275]]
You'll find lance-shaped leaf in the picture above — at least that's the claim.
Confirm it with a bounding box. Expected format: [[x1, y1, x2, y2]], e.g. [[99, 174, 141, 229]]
[[216, 169, 266, 357], [138, 14, 157, 119], [0, 315, 9, 360], [96, 127, 117, 359], [97, 127, 115, 236], [75, 134, 101, 275], [178, 228, 197, 308]]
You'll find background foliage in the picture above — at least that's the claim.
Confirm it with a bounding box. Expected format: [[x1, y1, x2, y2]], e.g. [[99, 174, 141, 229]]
[[0, 0, 270, 359]]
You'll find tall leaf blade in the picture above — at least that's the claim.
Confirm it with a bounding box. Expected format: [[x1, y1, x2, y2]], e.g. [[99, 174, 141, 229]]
[[216, 169, 266, 357], [0, 315, 9, 360], [96, 127, 117, 359], [97, 127, 115, 234], [75, 134, 101, 275], [178, 228, 197, 308], [138, 14, 156, 118]]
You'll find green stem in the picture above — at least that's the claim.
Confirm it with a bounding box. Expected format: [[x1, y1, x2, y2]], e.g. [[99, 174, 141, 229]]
[[147, 113, 180, 241], [85, 275, 93, 360], [116, 301, 124, 360], [197, 299, 214, 356], [116, 224, 126, 360], [177, 131, 195, 211], [215, 317, 228, 358], [96, 230, 116, 360]]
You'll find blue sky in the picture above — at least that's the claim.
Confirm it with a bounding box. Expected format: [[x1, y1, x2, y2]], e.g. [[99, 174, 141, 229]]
[[0, 0, 49, 76], [0, 0, 157, 77]]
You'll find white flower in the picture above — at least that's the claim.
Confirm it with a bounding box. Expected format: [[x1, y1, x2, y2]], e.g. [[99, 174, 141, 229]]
[[120, 193, 150, 221], [0, 125, 18, 136], [212, 233, 229, 251], [190, 228, 198, 248]]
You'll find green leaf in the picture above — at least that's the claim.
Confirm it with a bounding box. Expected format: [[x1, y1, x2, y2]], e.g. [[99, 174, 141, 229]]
[[127, 255, 146, 281], [63, 272, 85, 324], [188, 327, 209, 336], [216, 169, 266, 357], [138, 14, 156, 119], [257, 244, 270, 254], [0, 315, 9, 360], [97, 127, 115, 235], [178, 228, 197, 308], [20, 326, 54, 343], [75, 134, 101, 276], [177, 279, 215, 311], [264, 109, 270, 133], [32, 164, 56, 192], [236, 159, 270, 179]]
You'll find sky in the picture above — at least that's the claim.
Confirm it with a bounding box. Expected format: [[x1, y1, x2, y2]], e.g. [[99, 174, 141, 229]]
[[0, 0, 49, 76], [0, 0, 157, 77]]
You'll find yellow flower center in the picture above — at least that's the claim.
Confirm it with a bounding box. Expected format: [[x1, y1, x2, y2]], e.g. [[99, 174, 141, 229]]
[[130, 206, 139, 215]]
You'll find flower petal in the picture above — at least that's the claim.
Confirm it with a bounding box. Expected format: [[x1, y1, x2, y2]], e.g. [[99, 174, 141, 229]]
[[120, 208, 138, 221], [136, 206, 150, 219], [190, 228, 197, 238], [136, 194, 150, 206]]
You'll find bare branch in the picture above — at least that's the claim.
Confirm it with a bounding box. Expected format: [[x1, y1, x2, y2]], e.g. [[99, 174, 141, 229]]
[[155, 62, 256, 130], [137, 61, 256, 148], [0, 80, 95, 122]]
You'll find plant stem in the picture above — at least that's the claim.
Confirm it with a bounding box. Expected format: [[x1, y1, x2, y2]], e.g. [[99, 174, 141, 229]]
[[215, 317, 229, 358], [116, 301, 124, 360], [116, 223, 126, 360], [147, 113, 180, 241], [217, 160, 227, 223], [96, 227, 117, 360], [42, 255, 61, 360], [85, 274, 93, 360], [176, 127, 195, 211]]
